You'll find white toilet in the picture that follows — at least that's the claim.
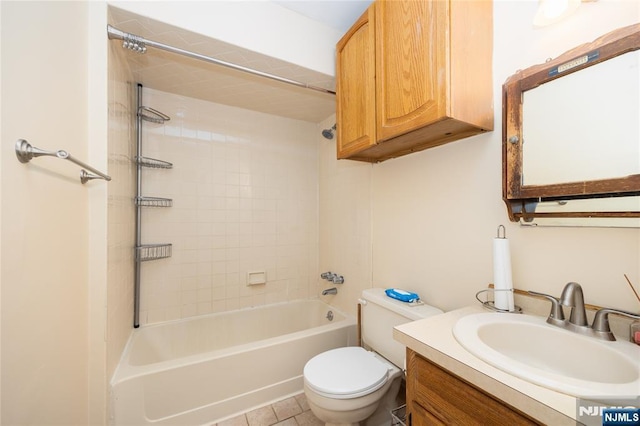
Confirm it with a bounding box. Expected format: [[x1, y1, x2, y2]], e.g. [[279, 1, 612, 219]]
[[303, 288, 443, 426]]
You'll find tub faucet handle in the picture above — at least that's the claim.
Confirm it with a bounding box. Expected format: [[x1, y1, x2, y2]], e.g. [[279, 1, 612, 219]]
[[321, 272, 335, 281], [332, 275, 344, 284]]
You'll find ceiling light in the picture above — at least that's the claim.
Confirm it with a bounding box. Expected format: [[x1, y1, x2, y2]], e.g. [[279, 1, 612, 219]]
[[533, 0, 581, 27]]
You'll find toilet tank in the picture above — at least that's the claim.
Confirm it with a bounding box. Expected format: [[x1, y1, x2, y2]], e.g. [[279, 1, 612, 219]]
[[360, 288, 443, 368]]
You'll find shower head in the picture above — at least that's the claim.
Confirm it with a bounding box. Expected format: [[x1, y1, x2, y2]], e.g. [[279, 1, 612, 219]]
[[322, 124, 336, 140]]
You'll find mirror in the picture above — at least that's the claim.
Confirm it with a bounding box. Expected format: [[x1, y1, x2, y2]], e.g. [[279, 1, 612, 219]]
[[503, 24, 640, 226], [523, 51, 640, 185]]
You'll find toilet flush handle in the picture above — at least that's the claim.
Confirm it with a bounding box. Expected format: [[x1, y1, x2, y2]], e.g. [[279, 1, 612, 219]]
[[358, 299, 367, 305]]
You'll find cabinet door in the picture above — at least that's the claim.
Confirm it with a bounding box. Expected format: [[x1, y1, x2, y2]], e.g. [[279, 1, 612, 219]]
[[409, 402, 446, 426], [336, 5, 376, 159], [406, 350, 541, 426], [375, 0, 449, 142]]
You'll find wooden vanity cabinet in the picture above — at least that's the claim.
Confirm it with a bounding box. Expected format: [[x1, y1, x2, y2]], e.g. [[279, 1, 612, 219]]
[[336, 0, 494, 163], [406, 349, 542, 426]]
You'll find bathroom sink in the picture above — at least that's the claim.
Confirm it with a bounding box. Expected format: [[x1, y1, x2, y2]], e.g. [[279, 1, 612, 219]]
[[453, 313, 640, 398]]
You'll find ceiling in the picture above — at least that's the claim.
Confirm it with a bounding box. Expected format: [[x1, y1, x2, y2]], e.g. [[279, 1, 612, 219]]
[[109, 2, 371, 124], [273, 1, 373, 33]]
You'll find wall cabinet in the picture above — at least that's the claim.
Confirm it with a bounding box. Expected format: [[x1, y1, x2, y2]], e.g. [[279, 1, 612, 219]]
[[406, 349, 541, 425], [336, 0, 494, 163], [335, 5, 376, 159]]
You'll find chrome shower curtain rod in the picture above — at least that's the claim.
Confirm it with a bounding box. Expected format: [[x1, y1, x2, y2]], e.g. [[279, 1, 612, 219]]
[[106, 25, 336, 96]]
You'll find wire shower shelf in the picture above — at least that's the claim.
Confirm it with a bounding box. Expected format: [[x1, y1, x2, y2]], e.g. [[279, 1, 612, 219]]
[[136, 243, 172, 262]]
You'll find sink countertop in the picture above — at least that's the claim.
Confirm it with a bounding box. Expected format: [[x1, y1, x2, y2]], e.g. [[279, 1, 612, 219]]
[[393, 305, 577, 425]]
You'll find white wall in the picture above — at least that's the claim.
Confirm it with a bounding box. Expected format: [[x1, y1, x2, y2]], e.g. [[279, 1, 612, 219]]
[[318, 115, 373, 315], [1, 2, 92, 423], [0, 2, 3, 420], [1, 2, 110, 423], [88, 3, 110, 423], [319, 0, 640, 316]]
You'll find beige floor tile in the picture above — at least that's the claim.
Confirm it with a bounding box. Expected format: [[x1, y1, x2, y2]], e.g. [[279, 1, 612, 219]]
[[294, 393, 310, 412], [217, 414, 248, 426], [246, 405, 278, 426], [272, 396, 303, 421], [273, 418, 298, 426], [294, 410, 324, 426]]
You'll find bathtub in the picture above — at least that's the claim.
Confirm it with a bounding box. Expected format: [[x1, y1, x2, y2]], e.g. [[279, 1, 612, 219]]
[[111, 299, 356, 425]]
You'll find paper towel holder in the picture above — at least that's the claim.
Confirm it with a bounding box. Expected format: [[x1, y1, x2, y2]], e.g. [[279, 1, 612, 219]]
[[475, 288, 523, 313], [497, 224, 506, 239]]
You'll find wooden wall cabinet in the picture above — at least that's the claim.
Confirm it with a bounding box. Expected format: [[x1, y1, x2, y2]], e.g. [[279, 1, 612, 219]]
[[335, 5, 376, 159], [406, 349, 541, 425], [336, 0, 494, 163]]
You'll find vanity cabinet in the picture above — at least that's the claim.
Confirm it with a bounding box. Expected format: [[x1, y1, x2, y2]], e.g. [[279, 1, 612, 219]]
[[406, 349, 541, 425], [336, 0, 494, 163]]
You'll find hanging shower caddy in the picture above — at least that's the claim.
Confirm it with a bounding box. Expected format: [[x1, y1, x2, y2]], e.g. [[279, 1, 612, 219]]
[[134, 83, 172, 327]]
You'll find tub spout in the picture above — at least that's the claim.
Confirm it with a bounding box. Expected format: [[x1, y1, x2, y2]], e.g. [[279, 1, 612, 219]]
[[322, 287, 337, 296]]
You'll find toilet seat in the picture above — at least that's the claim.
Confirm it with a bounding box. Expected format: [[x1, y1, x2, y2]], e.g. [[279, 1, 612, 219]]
[[304, 347, 391, 399]]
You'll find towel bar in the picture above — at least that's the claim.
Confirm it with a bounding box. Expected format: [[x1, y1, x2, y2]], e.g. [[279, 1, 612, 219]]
[[15, 139, 111, 184]]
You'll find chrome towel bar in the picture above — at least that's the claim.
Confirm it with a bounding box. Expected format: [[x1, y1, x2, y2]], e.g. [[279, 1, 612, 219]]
[[15, 139, 111, 184]]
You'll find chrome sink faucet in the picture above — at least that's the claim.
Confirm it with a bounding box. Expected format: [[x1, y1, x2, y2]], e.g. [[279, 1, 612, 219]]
[[529, 282, 640, 341], [559, 282, 588, 327]]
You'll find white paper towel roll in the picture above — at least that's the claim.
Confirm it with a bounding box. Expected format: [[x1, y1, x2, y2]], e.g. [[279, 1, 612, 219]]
[[493, 236, 515, 312]]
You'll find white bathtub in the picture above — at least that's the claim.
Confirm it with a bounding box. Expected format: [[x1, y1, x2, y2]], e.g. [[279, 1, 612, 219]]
[[111, 299, 356, 425]]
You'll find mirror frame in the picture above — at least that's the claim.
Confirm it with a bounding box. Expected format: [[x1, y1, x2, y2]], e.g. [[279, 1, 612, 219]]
[[503, 24, 640, 222]]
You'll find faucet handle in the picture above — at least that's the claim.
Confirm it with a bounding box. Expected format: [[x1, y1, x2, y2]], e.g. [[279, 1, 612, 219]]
[[528, 291, 565, 326], [592, 308, 640, 341], [320, 272, 334, 280]]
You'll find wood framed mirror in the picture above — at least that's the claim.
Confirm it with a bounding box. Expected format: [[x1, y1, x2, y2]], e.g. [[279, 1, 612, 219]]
[[503, 24, 640, 225]]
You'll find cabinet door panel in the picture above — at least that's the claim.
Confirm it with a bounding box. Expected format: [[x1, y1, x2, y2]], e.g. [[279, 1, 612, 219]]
[[407, 350, 541, 426], [375, 0, 449, 141], [409, 402, 447, 426], [336, 5, 376, 158]]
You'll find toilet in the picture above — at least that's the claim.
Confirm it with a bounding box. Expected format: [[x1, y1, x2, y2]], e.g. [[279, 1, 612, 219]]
[[303, 288, 443, 426]]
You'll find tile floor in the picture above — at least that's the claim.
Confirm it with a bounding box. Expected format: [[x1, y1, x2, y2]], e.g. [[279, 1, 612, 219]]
[[213, 382, 406, 426], [215, 393, 323, 426]]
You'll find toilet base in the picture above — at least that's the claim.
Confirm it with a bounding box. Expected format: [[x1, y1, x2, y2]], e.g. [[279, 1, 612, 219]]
[[305, 390, 380, 425], [304, 375, 403, 426], [363, 377, 402, 426]]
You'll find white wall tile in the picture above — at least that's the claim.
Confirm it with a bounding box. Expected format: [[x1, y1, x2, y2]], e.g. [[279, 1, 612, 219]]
[[138, 88, 319, 325]]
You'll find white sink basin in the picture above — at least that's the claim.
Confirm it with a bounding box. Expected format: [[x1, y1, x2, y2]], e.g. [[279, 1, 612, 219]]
[[453, 313, 640, 398]]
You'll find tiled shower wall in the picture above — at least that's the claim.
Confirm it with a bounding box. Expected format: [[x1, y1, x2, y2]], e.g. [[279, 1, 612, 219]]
[[138, 88, 320, 325]]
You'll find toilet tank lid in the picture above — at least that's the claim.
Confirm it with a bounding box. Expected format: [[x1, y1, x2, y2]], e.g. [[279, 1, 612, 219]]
[[362, 288, 443, 321]]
